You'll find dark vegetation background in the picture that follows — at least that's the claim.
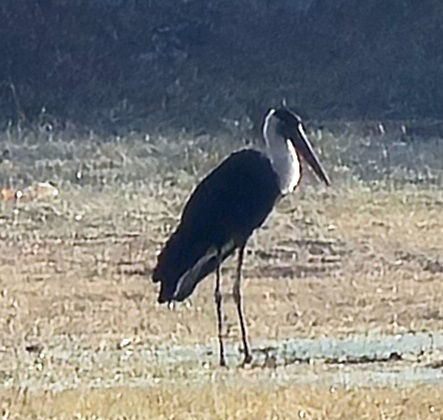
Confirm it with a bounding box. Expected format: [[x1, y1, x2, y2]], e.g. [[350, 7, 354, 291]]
[[1, 0, 443, 134]]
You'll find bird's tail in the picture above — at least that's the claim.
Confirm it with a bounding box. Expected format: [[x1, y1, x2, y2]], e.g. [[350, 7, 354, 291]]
[[152, 229, 186, 302], [152, 228, 235, 303]]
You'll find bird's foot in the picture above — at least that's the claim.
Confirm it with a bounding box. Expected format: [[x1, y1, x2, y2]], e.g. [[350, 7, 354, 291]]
[[241, 353, 253, 367], [219, 357, 228, 368]]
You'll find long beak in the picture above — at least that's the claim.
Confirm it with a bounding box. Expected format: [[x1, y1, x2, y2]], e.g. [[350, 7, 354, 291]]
[[290, 123, 331, 186]]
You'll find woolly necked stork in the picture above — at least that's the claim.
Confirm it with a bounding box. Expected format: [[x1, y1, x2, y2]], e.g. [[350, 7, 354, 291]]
[[152, 107, 330, 366]]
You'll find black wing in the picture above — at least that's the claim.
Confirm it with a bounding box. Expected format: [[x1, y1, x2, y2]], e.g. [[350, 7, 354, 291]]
[[153, 149, 280, 302]]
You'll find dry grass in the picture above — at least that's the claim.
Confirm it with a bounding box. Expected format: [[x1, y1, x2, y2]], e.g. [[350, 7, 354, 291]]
[[1, 185, 442, 350], [0, 123, 443, 418], [2, 382, 443, 419]]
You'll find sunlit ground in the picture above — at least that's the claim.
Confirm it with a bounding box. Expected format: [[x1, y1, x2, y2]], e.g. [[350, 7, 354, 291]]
[[1, 123, 443, 418]]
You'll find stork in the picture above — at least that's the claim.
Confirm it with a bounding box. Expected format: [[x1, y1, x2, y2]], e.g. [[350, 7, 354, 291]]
[[152, 107, 330, 366]]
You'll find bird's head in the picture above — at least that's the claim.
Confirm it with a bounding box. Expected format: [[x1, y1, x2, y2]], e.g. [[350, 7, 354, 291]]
[[263, 107, 330, 186]]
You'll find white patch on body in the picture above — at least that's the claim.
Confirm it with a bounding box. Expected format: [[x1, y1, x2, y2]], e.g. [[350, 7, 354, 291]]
[[262, 109, 301, 195], [173, 240, 235, 299]]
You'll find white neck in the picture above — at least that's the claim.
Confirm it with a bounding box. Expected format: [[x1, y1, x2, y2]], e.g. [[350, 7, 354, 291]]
[[263, 110, 301, 195]]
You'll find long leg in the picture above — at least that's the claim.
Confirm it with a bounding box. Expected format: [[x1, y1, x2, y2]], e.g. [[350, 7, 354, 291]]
[[233, 243, 252, 365], [214, 252, 226, 367]]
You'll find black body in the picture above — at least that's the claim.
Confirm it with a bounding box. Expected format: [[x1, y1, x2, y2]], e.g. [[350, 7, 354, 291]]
[[153, 149, 281, 303]]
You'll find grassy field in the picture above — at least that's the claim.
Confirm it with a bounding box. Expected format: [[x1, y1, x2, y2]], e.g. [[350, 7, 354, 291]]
[[2, 384, 443, 419], [0, 122, 443, 418]]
